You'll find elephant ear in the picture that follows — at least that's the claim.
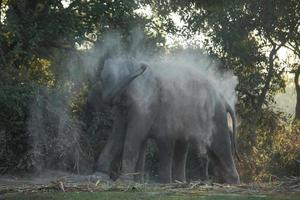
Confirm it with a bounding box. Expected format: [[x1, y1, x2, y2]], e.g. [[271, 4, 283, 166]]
[[102, 62, 148, 104]]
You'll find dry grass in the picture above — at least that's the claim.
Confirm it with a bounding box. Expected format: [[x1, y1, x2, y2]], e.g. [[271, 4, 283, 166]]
[[0, 174, 299, 196]]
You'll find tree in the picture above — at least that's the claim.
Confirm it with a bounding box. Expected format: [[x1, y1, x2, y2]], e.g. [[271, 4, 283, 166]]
[[0, 0, 173, 173], [168, 0, 297, 144], [163, 0, 300, 181]]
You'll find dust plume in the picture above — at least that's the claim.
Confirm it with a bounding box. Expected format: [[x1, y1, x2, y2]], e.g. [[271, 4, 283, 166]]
[[27, 27, 238, 175]]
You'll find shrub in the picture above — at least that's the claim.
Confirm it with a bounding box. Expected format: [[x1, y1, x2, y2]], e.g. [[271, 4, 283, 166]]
[[0, 84, 36, 173], [238, 114, 300, 182]]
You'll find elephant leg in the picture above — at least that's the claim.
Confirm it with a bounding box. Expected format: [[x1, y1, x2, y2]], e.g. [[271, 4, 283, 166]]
[[204, 154, 209, 180], [208, 131, 240, 184], [134, 139, 147, 182], [95, 109, 126, 175], [157, 138, 175, 183], [121, 113, 151, 181], [109, 150, 122, 180], [172, 139, 189, 182]]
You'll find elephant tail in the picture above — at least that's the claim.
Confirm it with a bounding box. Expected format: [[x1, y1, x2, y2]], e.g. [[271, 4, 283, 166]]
[[226, 103, 241, 162]]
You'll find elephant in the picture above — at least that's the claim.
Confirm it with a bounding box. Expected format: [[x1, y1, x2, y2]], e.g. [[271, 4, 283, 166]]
[[94, 57, 240, 184], [87, 89, 237, 183]]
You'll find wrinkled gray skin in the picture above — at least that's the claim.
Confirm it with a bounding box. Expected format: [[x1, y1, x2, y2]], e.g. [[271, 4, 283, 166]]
[[95, 58, 240, 184]]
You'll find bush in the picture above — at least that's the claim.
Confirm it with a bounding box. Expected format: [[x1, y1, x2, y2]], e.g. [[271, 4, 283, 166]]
[[0, 84, 36, 173], [0, 82, 110, 174], [238, 113, 300, 182]]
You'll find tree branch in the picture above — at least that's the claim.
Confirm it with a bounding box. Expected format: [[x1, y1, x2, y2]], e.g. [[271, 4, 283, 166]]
[[256, 42, 283, 111]]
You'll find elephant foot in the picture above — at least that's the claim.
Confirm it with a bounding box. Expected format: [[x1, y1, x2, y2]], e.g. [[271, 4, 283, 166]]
[[90, 171, 111, 182], [173, 179, 187, 184], [117, 174, 135, 183], [202, 179, 213, 186], [222, 171, 240, 185]]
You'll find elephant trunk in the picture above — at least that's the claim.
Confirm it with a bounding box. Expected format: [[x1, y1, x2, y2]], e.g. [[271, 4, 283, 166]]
[[102, 63, 148, 104]]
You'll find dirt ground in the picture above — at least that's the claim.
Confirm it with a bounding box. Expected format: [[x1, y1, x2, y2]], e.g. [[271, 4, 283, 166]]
[[0, 171, 299, 199]]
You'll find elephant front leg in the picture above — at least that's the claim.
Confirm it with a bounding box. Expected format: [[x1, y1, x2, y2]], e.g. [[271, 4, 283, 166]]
[[121, 139, 146, 181], [120, 116, 150, 182], [95, 110, 126, 177], [135, 140, 147, 183], [157, 138, 175, 183], [172, 139, 189, 182]]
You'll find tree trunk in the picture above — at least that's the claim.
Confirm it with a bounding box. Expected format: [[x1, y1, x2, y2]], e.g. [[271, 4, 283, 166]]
[[294, 66, 300, 120], [249, 44, 279, 145]]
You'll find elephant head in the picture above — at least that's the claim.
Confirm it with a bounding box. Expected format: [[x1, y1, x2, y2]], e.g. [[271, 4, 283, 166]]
[[100, 59, 148, 105]]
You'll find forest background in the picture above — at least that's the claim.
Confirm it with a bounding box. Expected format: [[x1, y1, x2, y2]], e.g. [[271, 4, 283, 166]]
[[0, 0, 299, 183]]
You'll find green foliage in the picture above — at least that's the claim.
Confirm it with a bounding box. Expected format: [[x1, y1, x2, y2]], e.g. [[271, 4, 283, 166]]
[[169, 0, 300, 182], [238, 112, 300, 182], [28, 86, 82, 172], [0, 0, 299, 183], [0, 0, 168, 174], [0, 84, 36, 172]]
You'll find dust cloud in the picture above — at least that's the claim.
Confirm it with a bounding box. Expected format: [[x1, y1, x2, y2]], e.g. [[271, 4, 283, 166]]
[[27, 28, 238, 175]]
